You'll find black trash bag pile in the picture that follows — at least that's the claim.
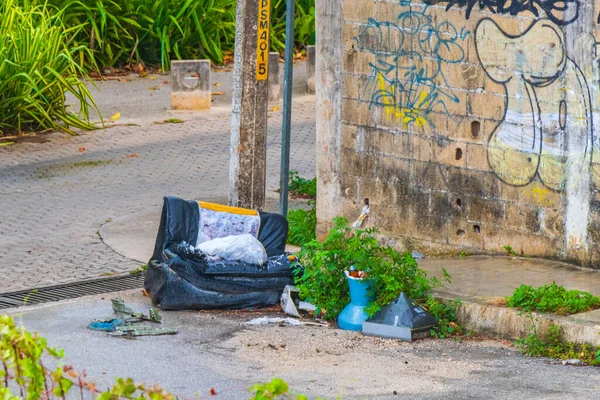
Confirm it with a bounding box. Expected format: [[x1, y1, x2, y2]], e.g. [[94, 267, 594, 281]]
[[144, 196, 296, 310]]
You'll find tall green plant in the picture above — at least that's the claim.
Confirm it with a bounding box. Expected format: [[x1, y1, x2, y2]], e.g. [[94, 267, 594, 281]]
[[294, 218, 440, 320], [0, 0, 99, 134]]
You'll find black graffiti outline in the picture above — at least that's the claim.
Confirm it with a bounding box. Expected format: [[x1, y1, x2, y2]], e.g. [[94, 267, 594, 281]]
[[474, 17, 593, 190], [423, 0, 585, 26]]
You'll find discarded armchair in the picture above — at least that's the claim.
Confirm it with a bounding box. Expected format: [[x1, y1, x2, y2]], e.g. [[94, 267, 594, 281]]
[[144, 196, 295, 310]]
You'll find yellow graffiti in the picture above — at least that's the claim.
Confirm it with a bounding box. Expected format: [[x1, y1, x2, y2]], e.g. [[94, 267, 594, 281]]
[[377, 73, 428, 127], [524, 185, 554, 207]]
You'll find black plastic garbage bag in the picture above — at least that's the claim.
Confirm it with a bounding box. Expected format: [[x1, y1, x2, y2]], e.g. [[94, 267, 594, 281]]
[[144, 196, 295, 310]]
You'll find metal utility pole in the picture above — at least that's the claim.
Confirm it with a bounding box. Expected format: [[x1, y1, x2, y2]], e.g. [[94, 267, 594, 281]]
[[229, 0, 271, 210], [278, 0, 295, 217]]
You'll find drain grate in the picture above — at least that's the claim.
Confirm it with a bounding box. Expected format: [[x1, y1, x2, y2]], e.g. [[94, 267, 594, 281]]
[[0, 274, 145, 310]]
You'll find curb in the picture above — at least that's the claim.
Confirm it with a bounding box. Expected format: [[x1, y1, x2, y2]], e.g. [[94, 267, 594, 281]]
[[435, 293, 600, 347]]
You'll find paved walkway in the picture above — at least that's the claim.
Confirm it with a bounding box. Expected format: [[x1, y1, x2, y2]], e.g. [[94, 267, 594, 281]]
[[0, 63, 316, 293]]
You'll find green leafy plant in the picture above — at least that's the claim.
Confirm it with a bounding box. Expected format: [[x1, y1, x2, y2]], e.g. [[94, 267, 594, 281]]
[[288, 170, 316, 199], [287, 200, 316, 247], [516, 313, 600, 366], [249, 378, 309, 400], [506, 282, 600, 315], [16, 0, 315, 70], [0, 0, 99, 135], [503, 245, 516, 257], [294, 217, 441, 320], [425, 298, 465, 339]]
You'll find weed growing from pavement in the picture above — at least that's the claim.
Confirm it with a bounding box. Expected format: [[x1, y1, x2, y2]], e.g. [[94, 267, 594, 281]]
[[503, 245, 516, 257], [425, 298, 467, 339], [288, 171, 316, 199], [507, 282, 600, 315], [516, 313, 600, 366]]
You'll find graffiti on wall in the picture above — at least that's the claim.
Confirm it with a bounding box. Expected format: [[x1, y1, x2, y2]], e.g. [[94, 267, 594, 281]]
[[354, 1, 470, 128], [350, 0, 600, 192], [423, 0, 587, 26], [474, 18, 593, 190]]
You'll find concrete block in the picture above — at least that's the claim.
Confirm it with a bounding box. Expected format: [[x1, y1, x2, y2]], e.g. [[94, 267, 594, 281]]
[[268, 52, 281, 103], [307, 45, 316, 94], [171, 60, 211, 110]]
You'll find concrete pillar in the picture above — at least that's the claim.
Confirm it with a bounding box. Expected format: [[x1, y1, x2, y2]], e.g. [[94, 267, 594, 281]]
[[307, 45, 316, 94], [171, 60, 211, 110], [315, 1, 342, 237], [229, 0, 270, 210], [563, 4, 596, 260], [268, 52, 281, 103]]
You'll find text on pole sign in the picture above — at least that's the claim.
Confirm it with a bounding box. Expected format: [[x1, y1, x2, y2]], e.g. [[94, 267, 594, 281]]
[[256, 0, 271, 80]]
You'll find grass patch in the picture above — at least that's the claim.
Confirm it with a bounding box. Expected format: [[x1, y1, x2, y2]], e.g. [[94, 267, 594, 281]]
[[506, 282, 600, 315]]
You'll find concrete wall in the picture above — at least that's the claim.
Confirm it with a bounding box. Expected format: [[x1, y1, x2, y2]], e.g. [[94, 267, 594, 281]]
[[317, 0, 600, 267]]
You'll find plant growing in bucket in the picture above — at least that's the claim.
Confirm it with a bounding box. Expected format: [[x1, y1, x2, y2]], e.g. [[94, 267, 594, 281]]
[[338, 267, 374, 331], [294, 218, 441, 327]]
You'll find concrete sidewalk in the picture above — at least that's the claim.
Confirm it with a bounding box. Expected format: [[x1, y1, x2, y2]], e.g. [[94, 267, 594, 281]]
[[0, 62, 315, 293], [420, 256, 600, 346]]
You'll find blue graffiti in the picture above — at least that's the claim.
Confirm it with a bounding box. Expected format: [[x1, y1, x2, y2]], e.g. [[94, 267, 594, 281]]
[[354, 1, 470, 127]]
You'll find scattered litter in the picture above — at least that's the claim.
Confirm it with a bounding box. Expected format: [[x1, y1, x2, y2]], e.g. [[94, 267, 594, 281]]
[[247, 317, 303, 326], [87, 318, 123, 332], [280, 285, 316, 317], [212, 91, 225, 95], [352, 198, 370, 229], [88, 299, 177, 337], [246, 316, 327, 327], [411, 251, 425, 260], [109, 112, 121, 121], [110, 326, 178, 337], [111, 298, 162, 323], [562, 359, 585, 366]]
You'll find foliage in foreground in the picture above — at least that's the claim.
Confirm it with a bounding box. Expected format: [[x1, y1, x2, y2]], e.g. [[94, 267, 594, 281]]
[[0, 313, 310, 399], [0, 0, 99, 135], [516, 313, 600, 366], [294, 217, 443, 320], [17, 0, 315, 70], [506, 282, 600, 315]]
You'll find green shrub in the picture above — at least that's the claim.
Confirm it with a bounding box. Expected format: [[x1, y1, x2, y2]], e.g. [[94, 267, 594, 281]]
[[287, 200, 316, 247], [16, 0, 315, 69], [0, 0, 99, 135], [288, 170, 316, 199], [506, 282, 600, 315], [294, 217, 440, 320]]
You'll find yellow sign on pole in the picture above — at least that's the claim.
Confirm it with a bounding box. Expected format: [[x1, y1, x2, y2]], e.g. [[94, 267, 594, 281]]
[[256, 0, 271, 80]]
